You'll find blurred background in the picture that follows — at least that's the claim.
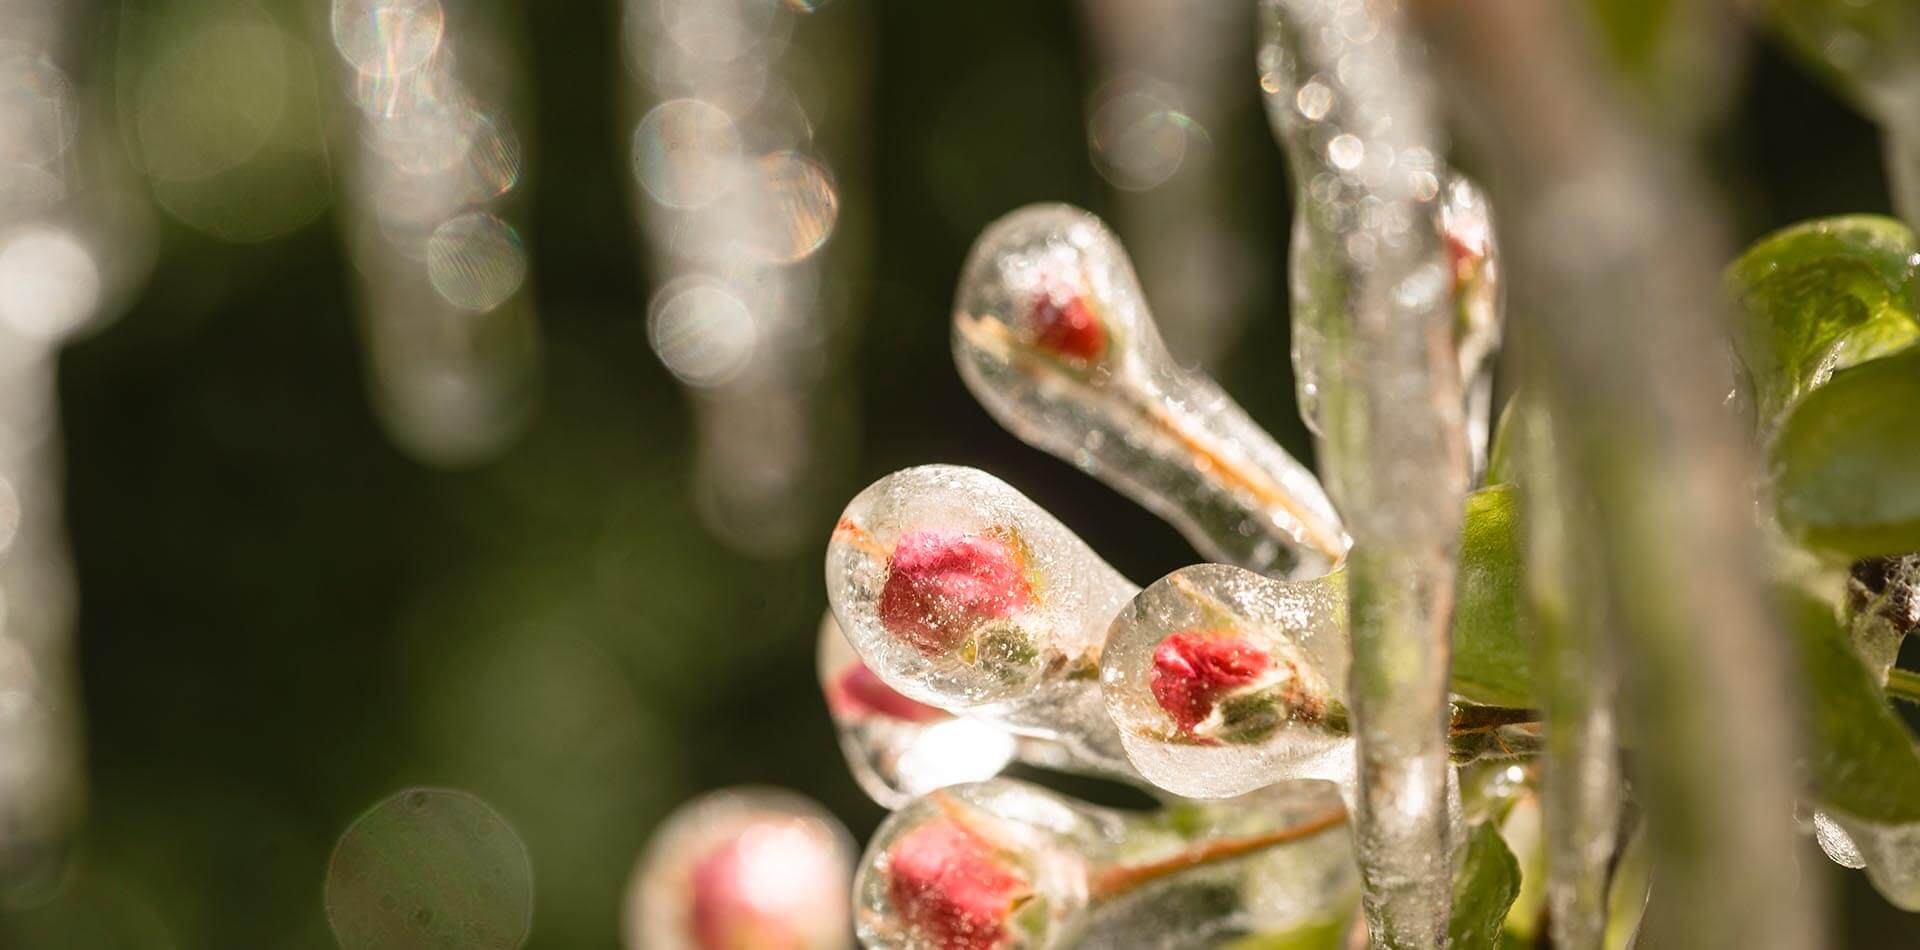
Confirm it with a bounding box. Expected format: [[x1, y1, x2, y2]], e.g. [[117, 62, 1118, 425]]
[[0, 0, 1914, 945]]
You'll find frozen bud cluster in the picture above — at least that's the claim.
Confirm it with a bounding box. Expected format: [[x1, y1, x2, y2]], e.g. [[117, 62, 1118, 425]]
[[628, 789, 855, 950], [952, 203, 1347, 579], [827, 465, 1139, 778], [817, 613, 1019, 809], [1102, 564, 1352, 798], [856, 779, 1359, 949]]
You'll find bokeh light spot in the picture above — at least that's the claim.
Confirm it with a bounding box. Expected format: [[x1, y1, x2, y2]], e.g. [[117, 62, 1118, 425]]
[[331, 0, 446, 78], [426, 212, 526, 311], [0, 54, 77, 167], [0, 226, 101, 342], [633, 99, 743, 210], [325, 787, 532, 950], [747, 150, 838, 263], [649, 278, 758, 387]]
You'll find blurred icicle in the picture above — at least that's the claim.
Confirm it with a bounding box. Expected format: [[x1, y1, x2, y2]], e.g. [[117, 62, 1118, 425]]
[[329, 0, 541, 467], [625, 0, 865, 557], [0, 0, 156, 898], [1767, 1, 1920, 228], [1075, 0, 1249, 368], [1510, 403, 1620, 950], [1415, 4, 1820, 948], [1256, 1, 1469, 945]]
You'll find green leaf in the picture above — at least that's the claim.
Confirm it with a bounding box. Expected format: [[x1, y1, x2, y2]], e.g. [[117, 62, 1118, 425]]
[[1221, 916, 1350, 950], [1483, 398, 1522, 488], [1449, 822, 1522, 950], [1783, 590, 1920, 824], [1453, 485, 1535, 707], [1726, 215, 1920, 427], [1601, 822, 1652, 950], [1770, 346, 1920, 557]]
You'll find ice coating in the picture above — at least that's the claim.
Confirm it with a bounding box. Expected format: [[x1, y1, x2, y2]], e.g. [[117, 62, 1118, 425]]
[[1102, 563, 1353, 799], [1830, 812, 1920, 911], [952, 204, 1347, 579], [627, 788, 854, 950], [856, 781, 1099, 949], [856, 779, 1357, 949], [1290, 174, 1504, 472], [1259, 0, 1470, 943], [827, 465, 1139, 777], [817, 613, 1019, 809]]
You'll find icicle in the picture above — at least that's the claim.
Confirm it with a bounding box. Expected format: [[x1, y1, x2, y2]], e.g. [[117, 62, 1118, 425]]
[[1516, 404, 1619, 950], [1414, 3, 1820, 946], [1257, 1, 1469, 943], [954, 204, 1347, 580], [625, 0, 861, 556], [0, 1, 155, 896], [329, 0, 541, 467]]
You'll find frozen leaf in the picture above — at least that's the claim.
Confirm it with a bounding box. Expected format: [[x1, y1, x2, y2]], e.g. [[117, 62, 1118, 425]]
[[1782, 591, 1920, 825], [953, 203, 1347, 579], [1726, 215, 1920, 428], [1771, 346, 1920, 557], [1446, 823, 1520, 950], [1452, 486, 1533, 709]]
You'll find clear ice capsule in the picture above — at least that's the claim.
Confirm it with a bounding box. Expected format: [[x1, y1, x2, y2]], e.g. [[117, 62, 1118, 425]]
[[1825, 811, 1920, 911], [1101, 563, 1538, 800], [818, 612, 1020, 809], [854, 778, 1356, 949], [952, 204, 1348, 579], [627, 787, 855, 950], [826, 465, 1141, 780], [1102, 563, 1354, 799]]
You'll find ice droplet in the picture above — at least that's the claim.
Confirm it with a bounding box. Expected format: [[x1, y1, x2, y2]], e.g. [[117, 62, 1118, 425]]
[[826, 465, 1140, 780], [1101, 564, 1353, 799], [952, 204, 1347, 579]]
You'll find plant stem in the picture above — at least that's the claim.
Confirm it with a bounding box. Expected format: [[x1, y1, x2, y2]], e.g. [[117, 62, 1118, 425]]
[[1888, 667, 1920, 706], [1088, 802, 1349, 898]]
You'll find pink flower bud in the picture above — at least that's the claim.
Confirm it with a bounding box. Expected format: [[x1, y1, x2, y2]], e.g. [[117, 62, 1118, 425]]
[[886, 820, 1031, 950], [829, 661, 951, 723], [879, 530, 1035, 657], [687, 821, 840, 950], [1150, 630, 1273, 736], [1026, 290, 1106, 363]]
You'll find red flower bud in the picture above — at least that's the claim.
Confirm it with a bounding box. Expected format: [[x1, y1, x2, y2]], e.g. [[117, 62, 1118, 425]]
[[886, 820, 1031, 950], [1027, 290, 1106, 362], [879, 530, 1034, 657], [829, 661, 951, 724], [1150, 630, 1273, 736]]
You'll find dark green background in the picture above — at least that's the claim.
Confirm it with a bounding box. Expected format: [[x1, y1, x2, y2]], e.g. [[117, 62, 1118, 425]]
[[1, 1, 1916, 945]]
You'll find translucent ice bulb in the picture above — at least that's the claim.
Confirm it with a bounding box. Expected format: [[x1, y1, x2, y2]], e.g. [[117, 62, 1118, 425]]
[[952, 204, 1347, 579], [827, 465, 1141, 779], [818, 612, 1020, 809], [1823, 811, 1920, 911], [854, 778, 1356, 949], [628, 788, 855, 950], [1102, 564, 1353, 799]]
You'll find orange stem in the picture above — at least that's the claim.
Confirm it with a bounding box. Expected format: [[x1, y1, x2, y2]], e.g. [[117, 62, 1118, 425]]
[[1088, 803, 1349, 898]]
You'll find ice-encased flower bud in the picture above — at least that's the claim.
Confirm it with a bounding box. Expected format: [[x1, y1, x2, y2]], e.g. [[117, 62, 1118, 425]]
[[627, 788, 854, 950], [817, 612, 1019, 809], [952, 203, 1347, 579], [857, 781, 1096, 949], [826, 465, 1139, 778], [856, 778, 1360, 948], [1103, 564, 1352, 799]]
